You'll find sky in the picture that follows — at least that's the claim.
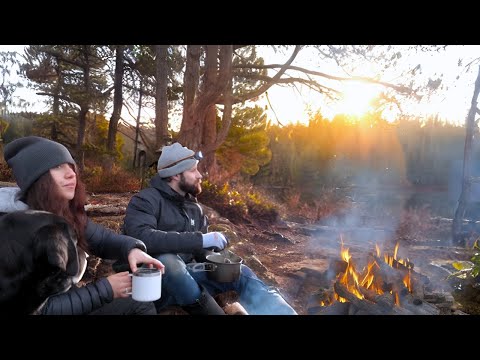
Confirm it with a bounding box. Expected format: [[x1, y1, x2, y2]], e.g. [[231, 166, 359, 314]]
[[258, 45, 480, 126], [2, 45, 480, 127]]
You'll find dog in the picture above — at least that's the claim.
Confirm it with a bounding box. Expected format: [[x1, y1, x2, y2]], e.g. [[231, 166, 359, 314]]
[[0, 210, 80, 315]]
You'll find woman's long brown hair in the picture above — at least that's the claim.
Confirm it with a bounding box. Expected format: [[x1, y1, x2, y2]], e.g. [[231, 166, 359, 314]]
[[22, 166, 89, 252]]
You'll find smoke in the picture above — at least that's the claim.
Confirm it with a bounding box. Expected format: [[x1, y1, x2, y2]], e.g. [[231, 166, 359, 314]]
[[303, 165, 460, 299], [308, 167, 409, 254]]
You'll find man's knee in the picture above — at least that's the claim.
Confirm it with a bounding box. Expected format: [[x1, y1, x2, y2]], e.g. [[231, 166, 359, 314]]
[[156, 254, 188, 278], [239, 264, 258, 279]]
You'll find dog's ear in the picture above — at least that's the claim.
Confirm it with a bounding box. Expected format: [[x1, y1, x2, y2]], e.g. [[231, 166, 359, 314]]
[[34, 222, 79, 276]]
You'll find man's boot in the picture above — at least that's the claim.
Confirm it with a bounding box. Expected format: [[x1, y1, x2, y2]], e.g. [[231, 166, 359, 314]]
[[182, 285, 226, 315]]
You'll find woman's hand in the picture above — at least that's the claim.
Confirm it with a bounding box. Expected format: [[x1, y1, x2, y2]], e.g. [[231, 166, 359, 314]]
[[127, 248, 165, 274], [107, 271, 133, 299]]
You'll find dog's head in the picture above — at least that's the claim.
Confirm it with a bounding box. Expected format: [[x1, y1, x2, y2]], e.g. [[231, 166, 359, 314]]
[[0, 210, 80, 315]]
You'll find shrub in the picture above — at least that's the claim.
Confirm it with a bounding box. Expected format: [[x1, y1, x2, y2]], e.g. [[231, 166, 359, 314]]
[[0, 161, 14, 182], [246, 191, 279, 223], [200, 181, 248, 223], [82, 164, 140, 193], [199, 180, 280, 225]]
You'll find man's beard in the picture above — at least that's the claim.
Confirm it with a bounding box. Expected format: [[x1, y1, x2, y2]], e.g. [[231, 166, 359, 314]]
[[179, 173, 202, 196]]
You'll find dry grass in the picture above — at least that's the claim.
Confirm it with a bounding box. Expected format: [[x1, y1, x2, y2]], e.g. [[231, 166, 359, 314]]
[[0, 162, 14, 182], [395, 206, 436, 242]]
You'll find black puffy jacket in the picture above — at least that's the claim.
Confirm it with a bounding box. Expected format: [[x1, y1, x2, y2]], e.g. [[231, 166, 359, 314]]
[[41, 220, 146, 315], [40, 219, 147, 315], [0, 186, 147, 315]]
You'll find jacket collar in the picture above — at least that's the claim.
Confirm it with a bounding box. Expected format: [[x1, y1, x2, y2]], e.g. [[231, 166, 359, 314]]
[[0, 187, 28, 212], [150, 174, 198, 204]]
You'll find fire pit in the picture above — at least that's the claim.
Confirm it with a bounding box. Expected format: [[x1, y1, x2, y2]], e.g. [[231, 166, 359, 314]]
[[310, 240, 441, 315]]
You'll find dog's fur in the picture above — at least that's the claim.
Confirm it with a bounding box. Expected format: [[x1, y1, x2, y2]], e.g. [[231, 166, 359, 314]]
[[0, 210, 80, 315]]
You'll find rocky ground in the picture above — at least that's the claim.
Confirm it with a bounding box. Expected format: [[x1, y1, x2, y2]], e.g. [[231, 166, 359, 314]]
[[83, 191, 316, 314], [84, 191, 479, 315]]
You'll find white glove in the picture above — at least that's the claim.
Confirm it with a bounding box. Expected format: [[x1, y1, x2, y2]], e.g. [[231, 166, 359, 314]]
[[202, 232, 228, 251]]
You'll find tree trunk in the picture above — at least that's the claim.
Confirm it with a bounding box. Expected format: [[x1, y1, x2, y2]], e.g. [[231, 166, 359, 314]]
[[452, 65, 480, 245], [76, 106, 88, 172], [179, 45, 201, 144], [51, 61, 63, 141], [200, 104, 218, 178], [155, 45, 169, 150], [133, 79, 143, 169], [76, 46, 92, 172], [107, 45, 124, 153], [178, 45, 233, 178]]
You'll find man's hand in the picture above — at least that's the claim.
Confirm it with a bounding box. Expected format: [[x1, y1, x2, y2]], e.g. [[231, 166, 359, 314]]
[[202, 232, 228, 251]]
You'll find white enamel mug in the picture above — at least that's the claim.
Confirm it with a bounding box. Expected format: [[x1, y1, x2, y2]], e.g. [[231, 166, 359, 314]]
[[127, 268, 162, 302]]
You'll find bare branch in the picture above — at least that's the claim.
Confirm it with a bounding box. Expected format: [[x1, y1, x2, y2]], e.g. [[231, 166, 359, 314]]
[[265, 90, 284, 127], [236, 63, 418, 97], [35, 91, 74, 104], [225, 46, 302, 104]]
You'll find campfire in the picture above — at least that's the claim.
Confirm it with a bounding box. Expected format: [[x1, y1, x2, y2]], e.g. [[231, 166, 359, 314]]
[[313, 238, 440, 315]]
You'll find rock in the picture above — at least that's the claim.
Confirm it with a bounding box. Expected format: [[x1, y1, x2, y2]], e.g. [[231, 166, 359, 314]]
[[261, 230, 295, 244]]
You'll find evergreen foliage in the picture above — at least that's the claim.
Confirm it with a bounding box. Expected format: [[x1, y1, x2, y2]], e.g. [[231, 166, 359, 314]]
[[217, 105, 271, 179]]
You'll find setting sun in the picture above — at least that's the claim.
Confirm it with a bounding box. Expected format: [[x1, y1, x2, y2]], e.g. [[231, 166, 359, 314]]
[[333, 81, 381, 117]]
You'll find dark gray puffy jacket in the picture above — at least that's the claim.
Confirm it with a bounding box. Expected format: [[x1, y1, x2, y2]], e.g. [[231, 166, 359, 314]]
[[123, 175, 208, 256]]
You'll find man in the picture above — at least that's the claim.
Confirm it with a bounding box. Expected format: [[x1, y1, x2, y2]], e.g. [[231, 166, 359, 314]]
[[123, 142, 297, 315]]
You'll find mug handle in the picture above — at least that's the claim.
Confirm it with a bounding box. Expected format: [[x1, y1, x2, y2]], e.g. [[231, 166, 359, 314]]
[[186, 263, 216, 272], [125, 273, 133, 295]]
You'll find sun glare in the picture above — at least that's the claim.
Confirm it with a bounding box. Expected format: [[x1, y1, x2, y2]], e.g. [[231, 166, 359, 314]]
[[334, 81, 381, 117]]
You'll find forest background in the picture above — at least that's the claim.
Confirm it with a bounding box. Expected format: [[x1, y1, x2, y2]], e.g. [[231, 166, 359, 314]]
[[2, 45, 480, 314], [0, 45, 478, 214]]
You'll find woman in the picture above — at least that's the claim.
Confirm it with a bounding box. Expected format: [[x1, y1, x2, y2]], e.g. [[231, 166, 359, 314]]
[[0, 136, 165, 315]]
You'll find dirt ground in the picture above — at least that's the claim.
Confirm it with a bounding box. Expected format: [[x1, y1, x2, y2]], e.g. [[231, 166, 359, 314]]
[[85, 192, 478, 315]]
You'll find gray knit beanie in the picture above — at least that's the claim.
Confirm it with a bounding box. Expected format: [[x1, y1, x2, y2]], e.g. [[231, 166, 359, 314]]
[[4, 136, 76, 192], [157, 142, 198, 178]]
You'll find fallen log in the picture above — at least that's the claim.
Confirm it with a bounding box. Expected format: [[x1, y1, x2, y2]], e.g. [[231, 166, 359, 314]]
[[85, 205, 126, 216], [0, 181, 16, 188]]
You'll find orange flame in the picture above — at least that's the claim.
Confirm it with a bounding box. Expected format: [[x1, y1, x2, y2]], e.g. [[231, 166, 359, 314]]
[[403, 270, 412, 292], [325, 240, 413, 307], [336, 245, 365, 302]]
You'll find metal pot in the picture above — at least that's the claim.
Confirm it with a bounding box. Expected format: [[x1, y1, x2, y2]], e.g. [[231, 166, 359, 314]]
[[187, 252, 243, 283]]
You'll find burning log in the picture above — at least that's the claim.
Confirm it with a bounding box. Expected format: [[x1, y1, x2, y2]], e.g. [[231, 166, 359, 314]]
[[362, 281, 439, 315], [334, 282, 414, 315], [369, 254, 429, 295], [313, 302, 350, 315], [330, 258, 348, 275], [358, 286, 396, 309], [391, 257, 414, 270], [399, 295, 440, 315], [311, 241, 443, 315], [334, 279, 440, 315], [369, 256, 405, 290]]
